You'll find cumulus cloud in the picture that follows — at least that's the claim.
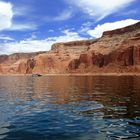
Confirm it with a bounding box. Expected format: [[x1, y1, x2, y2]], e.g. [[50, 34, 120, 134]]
[[0, 1, 13, 30], [0, 1, 37, 31], [67, 0, 136, 21], [0, 30, 87, 54], [87, 19, 139, 38]]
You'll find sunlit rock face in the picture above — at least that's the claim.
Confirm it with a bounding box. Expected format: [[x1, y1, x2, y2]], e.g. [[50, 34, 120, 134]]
[[68, 22, 140, 73], [0, 22, 140, 74]]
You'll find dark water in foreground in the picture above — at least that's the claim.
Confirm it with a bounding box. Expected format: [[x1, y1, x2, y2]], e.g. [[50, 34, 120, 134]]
[[0, 76, 140, 140]]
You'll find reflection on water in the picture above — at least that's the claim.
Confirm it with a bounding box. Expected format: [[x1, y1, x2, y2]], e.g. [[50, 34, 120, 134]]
[[0, 76, 140, 140]]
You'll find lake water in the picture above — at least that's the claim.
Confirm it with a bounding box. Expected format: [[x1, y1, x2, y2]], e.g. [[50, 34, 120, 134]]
[[0, 76, 140, 140]]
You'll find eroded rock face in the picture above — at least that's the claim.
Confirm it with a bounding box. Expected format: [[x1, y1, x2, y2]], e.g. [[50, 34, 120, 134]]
[[51, 40, 96, 54], [0, 65, 3, 74], [17, 60, 27, 74], [0, 22, 139, 74], [111, 46, 134, 66], [26, 59, 36, 74], [69, 45, 140, 72], [134, 45, 140, 65], [68, 59, 80, 70], [67, 22, 140, 73]]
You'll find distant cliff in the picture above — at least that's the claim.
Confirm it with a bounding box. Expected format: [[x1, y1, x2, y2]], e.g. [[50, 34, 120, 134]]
[[0, 22, 140, 74]]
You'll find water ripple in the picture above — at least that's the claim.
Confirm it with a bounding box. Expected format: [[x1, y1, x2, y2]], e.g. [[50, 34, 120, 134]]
[[0, 76, 140, 140]]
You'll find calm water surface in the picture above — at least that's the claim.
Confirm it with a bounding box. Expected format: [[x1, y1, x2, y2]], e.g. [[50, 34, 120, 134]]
[[0, 76, 140, 140]]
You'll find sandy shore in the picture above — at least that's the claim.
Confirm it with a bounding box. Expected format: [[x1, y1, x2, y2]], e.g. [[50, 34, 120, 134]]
[[0, 73, 140, 76]]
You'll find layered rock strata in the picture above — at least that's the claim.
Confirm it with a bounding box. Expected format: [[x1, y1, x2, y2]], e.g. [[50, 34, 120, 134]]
[[0, 22, 139, 74]]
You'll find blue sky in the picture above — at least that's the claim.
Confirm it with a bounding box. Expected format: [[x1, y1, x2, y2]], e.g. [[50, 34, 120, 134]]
[[0, 0, 139, 54]]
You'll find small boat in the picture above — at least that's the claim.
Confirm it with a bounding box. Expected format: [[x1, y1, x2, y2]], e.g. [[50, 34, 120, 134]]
[[32, 74, 42, 77]]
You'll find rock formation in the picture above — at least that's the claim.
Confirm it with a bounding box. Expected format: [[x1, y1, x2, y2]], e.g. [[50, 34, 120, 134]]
[[0, 22, 139, 74], [68, 22, 140, 73]]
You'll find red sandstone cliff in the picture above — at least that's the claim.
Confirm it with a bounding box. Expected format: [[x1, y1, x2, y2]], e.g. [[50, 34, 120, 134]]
[[68, 22, 140, 73], [0, 22, 139, 74]]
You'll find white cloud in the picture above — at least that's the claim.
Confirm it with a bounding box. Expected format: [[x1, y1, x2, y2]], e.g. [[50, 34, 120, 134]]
[[87, 19, 139, 38], [0, 1, 37, 31], [9, 23, 37, 31], [48, 29, 54, 32], [0, 30, 87, 54], [120, 9, 138, 16], [53, 10, 73, 21], [13, 6, 33, 17], [67, 0, 136, 21], [0, 35, 14, 41], [44, 9, 73, 22], [0, 1, 13, 30], [79, 22, 92, 34]]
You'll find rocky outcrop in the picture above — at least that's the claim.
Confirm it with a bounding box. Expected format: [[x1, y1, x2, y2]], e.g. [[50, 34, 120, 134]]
[[69, 45, 140, 72], [68, 59, 80, 70], [17, 60, 27, 74], [0, 22, 139, 74], [68, 22, 140, 73], [51, 40, 96, 54], [26, 59, 36, 74], [134, 45, 140, 65], [103, 21, 140, 36]]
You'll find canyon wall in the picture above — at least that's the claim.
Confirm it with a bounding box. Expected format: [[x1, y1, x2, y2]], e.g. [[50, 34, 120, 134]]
[[0, 22, 140, 74]]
